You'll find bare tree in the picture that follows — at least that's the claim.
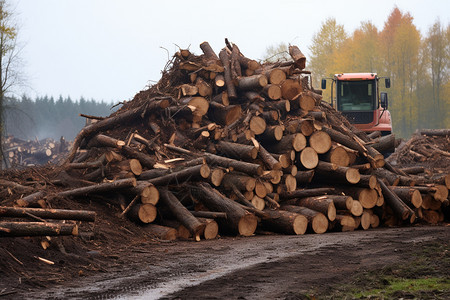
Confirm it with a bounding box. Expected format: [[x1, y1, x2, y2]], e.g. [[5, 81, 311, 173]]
[[262, 42, 290, 63], [0, 0, 22, 169]]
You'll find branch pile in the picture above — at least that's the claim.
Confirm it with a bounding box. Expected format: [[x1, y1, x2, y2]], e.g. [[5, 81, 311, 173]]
[[2, 40, 449, 240]]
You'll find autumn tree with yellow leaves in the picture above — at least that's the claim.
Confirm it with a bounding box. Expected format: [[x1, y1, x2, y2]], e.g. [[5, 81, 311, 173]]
[[305, 7, 449, 138]]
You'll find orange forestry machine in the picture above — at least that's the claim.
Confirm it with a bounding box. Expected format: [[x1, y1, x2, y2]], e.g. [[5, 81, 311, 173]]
[[321, 73, 392, 135]]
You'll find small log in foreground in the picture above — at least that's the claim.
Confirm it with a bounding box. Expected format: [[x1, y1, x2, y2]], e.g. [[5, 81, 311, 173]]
[[0, 222, 78, 237]]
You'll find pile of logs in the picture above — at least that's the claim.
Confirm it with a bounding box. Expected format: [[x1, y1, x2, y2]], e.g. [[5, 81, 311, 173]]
[[2, 135, 71, 168], [4, 40, 449, 240], [387, 129, 450, 166]]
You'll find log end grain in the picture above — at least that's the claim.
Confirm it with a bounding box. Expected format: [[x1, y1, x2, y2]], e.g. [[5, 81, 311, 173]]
[[238, 214, 258, 236]]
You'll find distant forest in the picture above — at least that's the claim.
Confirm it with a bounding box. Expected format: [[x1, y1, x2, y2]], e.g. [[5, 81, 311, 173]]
[[4, 96, 117, 141]]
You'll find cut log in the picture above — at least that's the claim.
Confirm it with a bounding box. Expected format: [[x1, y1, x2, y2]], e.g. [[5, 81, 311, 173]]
[[159, 188, 205, 239], [147, 164, 210, 186], [261, 209, 308, 235], [293, 196, 336, 221], [249, 115, 267, 135], [329, 195, 353, 211], [16, 191, 46, 208], [0, 222, 78, 237], [299, 147, 319, 169], [127, 203, 157, 224], [378, 179, 415, 222], [200, 41, 219, 61], [266, 134, 306, 154], [208, 102, 242, 126], [279, 187, 335, 200], [418, 129, 450, 136], [219, 48, 237, 99], [0, 206, 96, 222], [288, 45, 306, 69], [309, 131, 332, 154], [258, 144, 282, 170], [389, 187, 423, 208], [315, 161, 360, 184], [370, 134, 396, 153], [237, 74, 268, 91], [281, 79, 302, 100], [215, 141, 258, 160], [143, 224, 177, 241], [222, 173, 256, 192], [279, 205, 328, 234], [58, 178, 136, 198], [295, 170, 315, 185], [323, 146, 350, 167], [198, 218, 219, 240], [205, 153, 263, 176], [190, 183, 257, 236], [262, 84, 282, 100]]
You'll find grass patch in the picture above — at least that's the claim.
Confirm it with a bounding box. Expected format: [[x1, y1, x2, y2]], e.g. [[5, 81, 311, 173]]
[[304, 240, 450, 299]]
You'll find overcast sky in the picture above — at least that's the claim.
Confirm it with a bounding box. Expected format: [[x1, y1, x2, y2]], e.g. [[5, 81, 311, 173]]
[[14, 0, 449, 103]]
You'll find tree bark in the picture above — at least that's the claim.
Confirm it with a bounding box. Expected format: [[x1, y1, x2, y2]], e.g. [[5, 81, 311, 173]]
[[159, 188, 205, 239], [279, 205, 328, 234], [190, 183, 257, 236], [0, 222, 78, 237], [261, 209, 308, 235], [0, 206, 96, 222]]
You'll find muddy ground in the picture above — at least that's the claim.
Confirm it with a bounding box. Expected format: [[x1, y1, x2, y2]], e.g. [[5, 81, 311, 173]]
[[1, 225, 449, 299]]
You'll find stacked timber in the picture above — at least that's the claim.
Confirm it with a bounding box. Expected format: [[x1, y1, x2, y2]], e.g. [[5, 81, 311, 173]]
[[2, 135, 71, 168], [2, 40, 449, 240]]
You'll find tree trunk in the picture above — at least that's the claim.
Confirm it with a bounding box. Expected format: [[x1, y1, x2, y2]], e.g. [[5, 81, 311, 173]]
[[261, 209, 308, 235], [204, 153, 263, 176], [15, 191, 46, 208], [127, 203, 157, 224], [146, 164, 210, 186], [279, 205, 328, 234], [0, 206, 96, 222], [159, 188, 205, 240], [143, 224, 177, 241], [0, 222, 78, 237], [190, 183, 257, 236], [58, 178, 136, 198]]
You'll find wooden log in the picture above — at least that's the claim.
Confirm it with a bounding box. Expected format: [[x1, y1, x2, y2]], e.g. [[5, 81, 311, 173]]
[[258, 125, 284, 143], [378, 179, 415, 222], [418, 129, 450, 136], [258, 144, 282, 170], [262, 84, 282, 100], [58, 178, 137, 198], [219, 48, 237, 99], [127, 203, 157, 224], [66, 98, 170, 163], [315, 161, 360, 184], [143, 224, 178, 241], [204, 153, 263, 176], [200, 41, 219, 61], [147, 164, 210, 186], [237, 74, 268, 91], [249, 115, 267, 135], [261, 209, 308, 235], [399, 166, 425, 175], [328, 195, 353, 211], [389, 187, 423, 208], [265, 133, 306, 153], [159, 188, 204, 240], [208, 102, 242, 126], [0, 206, 96, 222], [330, 214, 356, 232], [222, 173, 257, 192], [190, 210, 227, 219], [293, 196, 336, 221], [360, 210, 372, 230], [215, 141, 258, 160], [359, 175, 378, 189], [288, 45, 306, 69], [299, 147, 319, 169], [209, 168, 225, 187], [16, 191, 46, 208], [279, 205, 328, 234], [0, 222, 78, 237], [195, 77, 213, 97], [190, 183, 257, 236], [370, 134, 396, 153], [309, 131, 332, 154], [281, 79, 302, 100], [411, 185, 448, 202], [279, 187, 335, 200], [298, 93, 316, 111], [198, 217, 219, 240], [295, 170, 315, 185]]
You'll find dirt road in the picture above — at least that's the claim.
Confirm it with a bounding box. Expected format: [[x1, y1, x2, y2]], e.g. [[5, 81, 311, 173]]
[[15, 225, 448, 300]]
